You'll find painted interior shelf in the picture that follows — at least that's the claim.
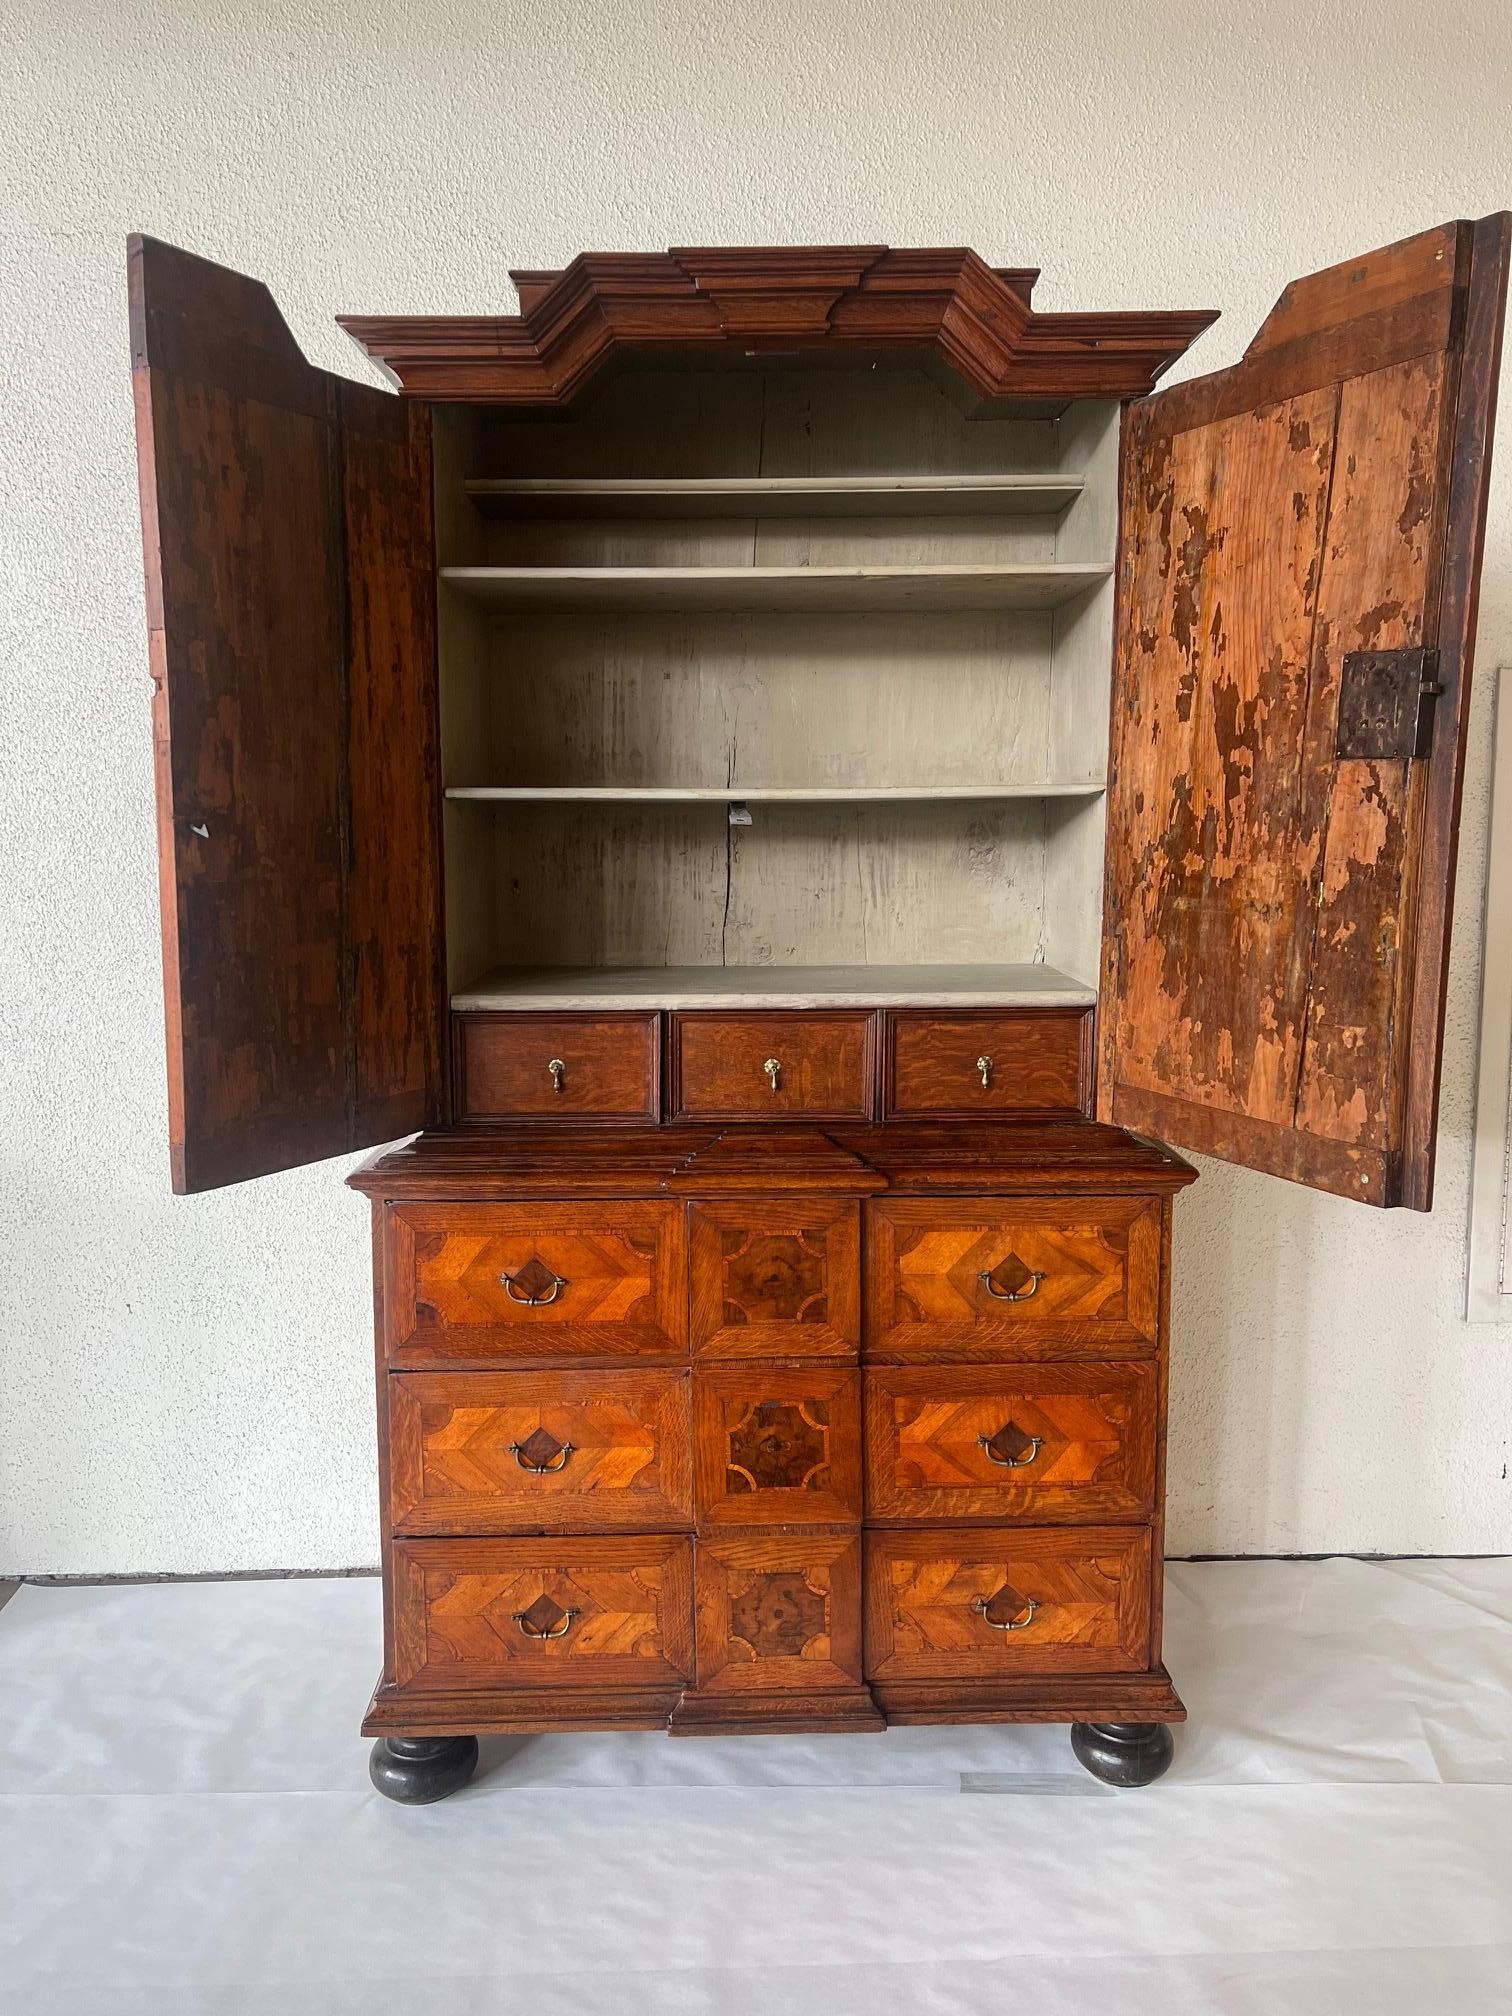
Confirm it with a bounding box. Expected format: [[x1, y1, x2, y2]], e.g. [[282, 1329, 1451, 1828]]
[[445, 782, 1107, 804], [452, 962, 1098, 1012], [440, 562, 1112, 613], [463, 474, 1085, 518]]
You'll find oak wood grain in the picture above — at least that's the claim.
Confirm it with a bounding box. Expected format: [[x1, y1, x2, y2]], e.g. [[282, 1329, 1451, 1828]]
[[689, 1199, 861, 1357], [693, 1366, 862, 1528], [669, 1012, 878, 1121], [885, 1009, 1091, 1118], [864, 1361, 1156, 1523], [454, 1011, 659, 1122], [388, 1368, 693, 1535]]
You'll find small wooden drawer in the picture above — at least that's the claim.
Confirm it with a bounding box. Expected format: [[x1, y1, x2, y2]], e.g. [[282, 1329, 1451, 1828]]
[[391, 1536, 695, 1692], [864, 1526, 1152, 1679], [864, 1362, 1156, 1523], [454, 1011, 658, 1121], [689, 1199, 860, 1358], [691, 1533, 865, 1697], [669, 1012, 877, 1121], [865, 1197, 1161, 1360], [384, 1201, 686, 1366], [694, 1366, 862, 1528], [885, 1010, 1090, 1118], [388, 1369, 694, 1535]]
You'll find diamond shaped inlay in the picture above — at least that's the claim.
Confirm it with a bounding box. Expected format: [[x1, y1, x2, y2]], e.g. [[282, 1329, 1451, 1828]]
[[503, 1255, 564, 1303], [982, 1419, 1038, 1466], [513, 1426, 566, 1469], [985, 1251, 1035, 1297], [517, 1593, 569, 1637], [981, 1581, 1033, 1628], [729, 1571, 826, 1658]]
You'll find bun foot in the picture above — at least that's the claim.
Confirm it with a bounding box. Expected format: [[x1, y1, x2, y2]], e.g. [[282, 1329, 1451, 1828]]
[[369, 1735, 479, 1805], [1070, 1720, 1174, 1788]]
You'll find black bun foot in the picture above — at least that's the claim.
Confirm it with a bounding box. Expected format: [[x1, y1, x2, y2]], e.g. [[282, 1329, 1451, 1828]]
[[369, 1735, 479, 1804], [1069, 1720, 1175, 1788]]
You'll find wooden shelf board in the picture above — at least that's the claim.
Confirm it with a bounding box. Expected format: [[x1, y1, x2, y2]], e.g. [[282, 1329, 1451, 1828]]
[[453, 962, 1098, 1011], [439, 563, 1112, 613], [445, 782, 1106, 804], [463, 474, 1084, 519]]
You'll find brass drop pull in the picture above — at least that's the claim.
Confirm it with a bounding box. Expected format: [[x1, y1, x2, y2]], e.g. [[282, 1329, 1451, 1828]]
[[978, 1427, 1043, 1469], [974, 1591, 1039, 1632], [764, 1057, 781, 1093], [548, 1057, 565, 1093], [977, 1054, 992, 1087], [979, 1267, 1045, 1302], [513, 1604, 578, 1641], [509, 1433, 574, 1474]]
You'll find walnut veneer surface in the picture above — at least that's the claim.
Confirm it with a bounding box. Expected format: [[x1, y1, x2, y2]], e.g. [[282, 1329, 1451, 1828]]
[[352, 1117, 1194, 1738]]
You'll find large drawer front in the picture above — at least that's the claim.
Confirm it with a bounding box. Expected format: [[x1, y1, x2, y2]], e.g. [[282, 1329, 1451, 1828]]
[[669, 1012, 877, 1120], [391, 1536, 695, 1691], [388, 1370, 693, 1535], [865, 1198, 1160, 1359], [885, 1011, 1091, 1118], [865, 1362, 1157, 1522], [864, 1526, 1152, 1679], [384, 1202, 687, 1365], [454, 1012, 658, 1121]]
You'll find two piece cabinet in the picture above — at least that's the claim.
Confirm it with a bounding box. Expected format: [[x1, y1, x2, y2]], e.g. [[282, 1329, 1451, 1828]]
[[129, 219, 1509, 1799]]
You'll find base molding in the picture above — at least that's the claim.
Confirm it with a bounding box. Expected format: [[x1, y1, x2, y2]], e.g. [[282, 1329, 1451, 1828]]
[[669, 1687, 885, 1736], [362, 1682, 684, 1737], [869, 1667, 1186, 1727], [362, 1667, 1183, 1737]]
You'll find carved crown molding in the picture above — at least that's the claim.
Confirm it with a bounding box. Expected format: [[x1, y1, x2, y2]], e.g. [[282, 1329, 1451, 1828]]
[[338, 245, 1217, 406]]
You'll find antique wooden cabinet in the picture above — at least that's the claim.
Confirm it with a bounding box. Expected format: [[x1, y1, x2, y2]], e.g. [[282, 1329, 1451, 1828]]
[[130, 219, 1508, 1800]]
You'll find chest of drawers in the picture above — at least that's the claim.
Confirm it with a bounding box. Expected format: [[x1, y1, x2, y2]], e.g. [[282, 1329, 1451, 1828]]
[[351, 1107, 1194, 1793]]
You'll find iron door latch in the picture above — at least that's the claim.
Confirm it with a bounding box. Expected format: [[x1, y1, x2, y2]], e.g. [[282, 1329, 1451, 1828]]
[[1336, 647, 1442, 760]]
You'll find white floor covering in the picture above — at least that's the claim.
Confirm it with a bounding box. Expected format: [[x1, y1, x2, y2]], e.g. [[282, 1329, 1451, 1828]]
[[1, 1557, 1510, 2013]]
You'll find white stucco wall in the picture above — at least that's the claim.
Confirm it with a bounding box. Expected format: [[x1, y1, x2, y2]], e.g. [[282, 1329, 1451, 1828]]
[[2, 0, 1510, 1572]]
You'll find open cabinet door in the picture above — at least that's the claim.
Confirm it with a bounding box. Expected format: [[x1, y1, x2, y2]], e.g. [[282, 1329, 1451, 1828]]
[[130, 237, 442, 1192], [1100, 216, 1509, 1208]]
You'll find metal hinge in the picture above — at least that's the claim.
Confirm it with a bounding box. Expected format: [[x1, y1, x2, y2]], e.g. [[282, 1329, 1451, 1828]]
[[1336, 647, 1442, 760]]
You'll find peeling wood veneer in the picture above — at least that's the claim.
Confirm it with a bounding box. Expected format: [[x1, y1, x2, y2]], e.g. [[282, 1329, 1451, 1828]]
[[1101, 216, 1510, 1205]]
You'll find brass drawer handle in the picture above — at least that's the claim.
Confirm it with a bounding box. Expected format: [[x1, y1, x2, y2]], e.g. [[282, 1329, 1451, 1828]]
[[548, 1057, 565, 1093], [509, 1439, 574, 1474], [513, 1605, 578, 1641], [974, 1592, 1039, 1632], [977, 1053, 992, 1087], [979, 1268, 1045, 1302], [977, 1429, 1043, 1469], [764, 1057, 781, 1092], [501, 1266, 567, 1306]]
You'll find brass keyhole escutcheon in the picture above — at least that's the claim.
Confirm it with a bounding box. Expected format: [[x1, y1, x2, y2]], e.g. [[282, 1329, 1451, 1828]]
[[764, 1057, 781, 1093], [977, 1054, 992, 1088], [548, 1057, 565, 1093]]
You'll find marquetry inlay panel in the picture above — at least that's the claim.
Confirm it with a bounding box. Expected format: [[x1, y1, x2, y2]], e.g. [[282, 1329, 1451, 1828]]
[[864, 1362, 1157, 1521], [694, 1366, 862, 1527], [391, 1536, 695, 1689], [690, 1200, 860, 1358], [865, 1198, 1160, 1358], [864, 1526, 1152, 1679], [693, 1534, 864, 1695], [388, 1369, 694, 1534]]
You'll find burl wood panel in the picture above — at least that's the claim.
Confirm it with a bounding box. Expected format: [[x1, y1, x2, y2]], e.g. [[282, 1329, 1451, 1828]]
[[128, 235, 440, 1192], [388, 1369, 693, 1535], [384, 1201, 686, 1365], [454, 1012, 659, 1121], [865, 1198, 1160, 1359], [669, 1012, 877, 1121], [689, 1200, 860, 1357], [339, 245, 1216, 407], [864, 1526, 1152, 1679], [886, 1011, 1091, 1118], [864, 1362, 1157, 1523], [391, 1536, 695, 1690], [693, 1367, 862, 1528], [1103, 217, 1510, 1209], [691, 1534, 865, 1695]]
